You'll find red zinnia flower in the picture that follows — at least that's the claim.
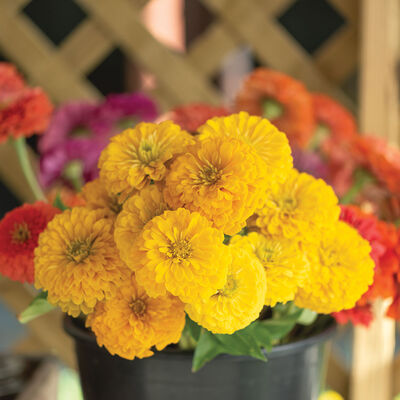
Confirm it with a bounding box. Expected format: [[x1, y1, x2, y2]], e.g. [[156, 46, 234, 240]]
[[387, 293, 400, 320], [0, 62, 53, 143], [235, 68, 315, 148], [164, 103, 229, 133], [332, 304, 374, 327], [339, 205, 384, 264], [0, 202, 59, 283], [333, 207, 398, 326]]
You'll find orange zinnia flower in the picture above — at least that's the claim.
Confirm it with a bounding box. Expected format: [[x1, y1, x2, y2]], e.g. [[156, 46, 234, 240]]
[[0, 63, 25, 99], [312, 94, 357, 143], [353, 136, 400, 197], [0, 202, 59, 283], [235, 68, 315, 148], [46, 187, 85, 208]]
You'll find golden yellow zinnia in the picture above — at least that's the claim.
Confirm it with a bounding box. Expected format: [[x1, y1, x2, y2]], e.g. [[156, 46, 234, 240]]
[[34, 207, 128, 317], [87, 273, 185, 359], [164, 137, 269, 235], [81, 178, 123, 218], [230, 232, 309, 306], [98, 121, 194, 196], [256, 169, 340, 241], [132, 208, 230, 303], [318, 391, 344, 400], [114, 185, 169, 266], [198, 112, 293, 183], [295, 221, 374, 313], [185, 247, 266, 334]]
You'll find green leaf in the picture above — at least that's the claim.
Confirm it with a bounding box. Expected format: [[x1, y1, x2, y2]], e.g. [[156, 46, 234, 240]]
[[297, 308, 318, 325], [185, 315, 201, 341], [246, 322, 272, 351], [260, 307, 303, 342], [19, 291, 56, 323], [192, 330, 224, 372], [53, 193, 69, 211], [216, 327, 266, 361], [192, 326, 267, 372]]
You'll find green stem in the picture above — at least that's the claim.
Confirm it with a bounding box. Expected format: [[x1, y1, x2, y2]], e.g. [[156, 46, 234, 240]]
[[13, 137, 46, 201]]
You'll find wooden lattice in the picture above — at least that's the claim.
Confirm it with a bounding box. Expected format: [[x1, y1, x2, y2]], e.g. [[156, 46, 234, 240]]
[[0, 0, 358, 111]]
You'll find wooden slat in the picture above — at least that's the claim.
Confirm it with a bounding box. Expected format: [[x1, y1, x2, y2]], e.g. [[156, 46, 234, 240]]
[[77, 0, 221, 105], [350, 1, 399, 399], [351, 301, 395, 400], [187, 23, 237, 77], [262, 0, 295, 16], [328, 0, 359, 21], [59, 19, 114, 75], [358, 0, 399, 145], [314, 25, 358, 85]]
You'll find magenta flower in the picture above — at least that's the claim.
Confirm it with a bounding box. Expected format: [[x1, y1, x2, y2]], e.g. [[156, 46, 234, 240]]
[[38, 101, 99, 153], [39, 93, 158, 188], [292, 147, 329, 181]]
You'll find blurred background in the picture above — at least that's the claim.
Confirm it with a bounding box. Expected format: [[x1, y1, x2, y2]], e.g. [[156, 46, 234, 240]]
[[0, 0, 394, 398]]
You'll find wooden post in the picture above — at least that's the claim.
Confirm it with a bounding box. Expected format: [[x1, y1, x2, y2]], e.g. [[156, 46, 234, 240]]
[[350, 0, 399, 399]]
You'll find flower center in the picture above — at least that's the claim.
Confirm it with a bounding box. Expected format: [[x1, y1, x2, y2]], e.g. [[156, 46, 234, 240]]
[[11, 222, 31, 244], [130, 298, 147, 317], [167, 239, 192, 262], [66, 239, 94, 263], [198, 166, 220, 185], [258, 248, 275, 264], [216, 275, 237, 297], [137, 138, 161, 165]]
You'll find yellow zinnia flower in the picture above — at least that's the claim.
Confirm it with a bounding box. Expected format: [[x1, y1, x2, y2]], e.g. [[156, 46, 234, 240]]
[[132, 208, 230, 303], [164, 137, 269, 235], [198, 112, 293, 183], [185, 247, 266, 334], [295, 221, 374, 313], [87, 273, 185, 360], [318, 391, 344, 400], [34, 207, 128, 317], [114, 185, 169, 266], [98, 121, 194, 196], [230, 232, 309, 306], [81, 178, 123, 218], [256, 169, 340, 241]]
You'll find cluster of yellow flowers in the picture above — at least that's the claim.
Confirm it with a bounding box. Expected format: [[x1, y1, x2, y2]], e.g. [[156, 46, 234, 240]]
[[33, 112, 374, 360]]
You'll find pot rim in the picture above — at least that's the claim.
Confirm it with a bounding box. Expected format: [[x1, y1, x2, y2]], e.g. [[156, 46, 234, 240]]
[[64, 315, 336, 361]]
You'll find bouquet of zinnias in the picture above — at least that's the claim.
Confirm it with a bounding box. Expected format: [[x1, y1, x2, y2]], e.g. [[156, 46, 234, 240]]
[[0, 63, 374, 370], [3, 110, 373, 370]]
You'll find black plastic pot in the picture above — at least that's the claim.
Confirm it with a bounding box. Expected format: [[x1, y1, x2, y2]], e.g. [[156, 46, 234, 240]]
[[65, 316, 335, 400]]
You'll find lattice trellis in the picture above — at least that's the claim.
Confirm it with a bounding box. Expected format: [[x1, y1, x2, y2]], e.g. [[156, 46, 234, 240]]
[[0, 0, 358, 111]]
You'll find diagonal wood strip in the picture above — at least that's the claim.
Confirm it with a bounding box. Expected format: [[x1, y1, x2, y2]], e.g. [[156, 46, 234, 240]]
[[59, 19, 114, 76], [77, 0, 221, 105]]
